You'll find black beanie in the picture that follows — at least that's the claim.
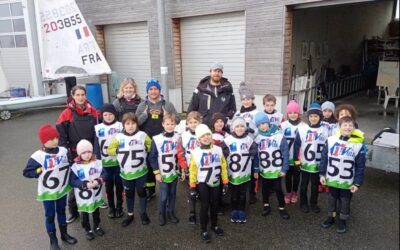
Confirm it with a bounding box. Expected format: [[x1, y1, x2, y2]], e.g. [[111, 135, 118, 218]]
[[101, 103, 118, 117], [211, 112, 226, 127]]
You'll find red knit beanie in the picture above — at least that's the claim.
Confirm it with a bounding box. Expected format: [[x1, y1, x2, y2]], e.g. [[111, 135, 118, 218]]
[[38, 124, 59, 144], [286, 100, 301, 116]]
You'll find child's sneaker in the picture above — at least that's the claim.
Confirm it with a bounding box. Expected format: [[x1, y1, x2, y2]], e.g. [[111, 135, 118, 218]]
[[238, 210, 247, 223], [279, 208, 290, 220], [188, 213, 197, 225], [290, 192, 298, 203], [94, 227, 105, 236], [284, 193, 291, 204], [211, 226, 224, 236], [140, 213, 151, 225], [262, 204, 271, 216], [121, 215, 134, 227], [336, 219, 347, 234], [85, 230, 95, 241], [230, 210, 238, 223], [321, 217, 335, 229], [200, 232, 211, 243]]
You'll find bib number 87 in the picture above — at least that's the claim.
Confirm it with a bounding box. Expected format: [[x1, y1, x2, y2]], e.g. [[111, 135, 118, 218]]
[[79, 185, 102, 200], [229, 153, 251, 173]]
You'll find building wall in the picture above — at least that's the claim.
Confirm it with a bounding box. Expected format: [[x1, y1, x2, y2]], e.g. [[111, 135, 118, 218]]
[[76, 0, 287, 97], [291, 0, 394, 76]]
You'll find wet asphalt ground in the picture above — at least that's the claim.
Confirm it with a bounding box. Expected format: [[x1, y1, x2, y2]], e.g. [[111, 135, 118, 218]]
[[0, 108, 398, 250]]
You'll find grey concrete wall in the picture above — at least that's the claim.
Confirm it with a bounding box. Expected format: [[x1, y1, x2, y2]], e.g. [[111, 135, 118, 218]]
[[291, 0, 393, 76]]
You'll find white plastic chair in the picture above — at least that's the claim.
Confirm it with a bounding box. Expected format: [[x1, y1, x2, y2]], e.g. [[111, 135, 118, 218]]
[[383, 86, 399, 109]]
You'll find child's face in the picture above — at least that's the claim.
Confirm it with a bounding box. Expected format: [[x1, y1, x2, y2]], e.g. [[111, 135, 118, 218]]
[[308, 114, 321, 125], [340, 122, 355, 136], [258, 123, 269, 132], [287, 112, 299, 121], [124, 120, 137, 134], [103, 112, 115, 123], [187, 118, 200, 132], [323, 109, 333, 119], [44, 137, 59, 148], [80, 151, 93, 161], [199, 133, 212, 145], [162, 118, 176, 133], [338, 109, 351, 120], [234, 124, 246, 136], [213, 119, 225, 132], [241, 98, 253, 108], [264, 101, 275, 113]]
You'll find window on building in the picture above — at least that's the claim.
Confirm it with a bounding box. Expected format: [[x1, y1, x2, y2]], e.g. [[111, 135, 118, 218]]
[[0, 1, 26, 48]]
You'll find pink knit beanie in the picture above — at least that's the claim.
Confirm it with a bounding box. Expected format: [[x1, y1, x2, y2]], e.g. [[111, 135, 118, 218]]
[[286, 100, 301, 116]]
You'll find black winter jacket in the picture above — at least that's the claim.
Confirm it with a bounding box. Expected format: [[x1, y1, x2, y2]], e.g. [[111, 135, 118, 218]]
[[187, 76, 236, 127]]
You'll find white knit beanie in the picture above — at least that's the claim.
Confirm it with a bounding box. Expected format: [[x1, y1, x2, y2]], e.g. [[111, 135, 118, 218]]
[[76, 139, 93, 156], [195, 124, 212, 139]]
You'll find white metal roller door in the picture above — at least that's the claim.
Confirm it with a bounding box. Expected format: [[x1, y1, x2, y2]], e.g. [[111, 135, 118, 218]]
[[181, 12, 245, 111], [104, 22, 151, 98]]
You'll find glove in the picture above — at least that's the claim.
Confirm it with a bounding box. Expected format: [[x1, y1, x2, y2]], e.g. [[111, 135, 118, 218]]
[[222, 184, 229, 196], [189, 188, 198, 200]]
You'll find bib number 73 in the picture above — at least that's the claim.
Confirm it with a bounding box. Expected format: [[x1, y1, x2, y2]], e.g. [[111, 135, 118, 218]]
[[200, 166, 221, 185]]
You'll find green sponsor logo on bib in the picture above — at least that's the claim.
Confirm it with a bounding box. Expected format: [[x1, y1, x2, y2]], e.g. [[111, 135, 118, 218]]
[[326, 178, 352, 189], [120, 166, 148, 180], [162, 173, 179, 183], [260, 169, 280, 179], [36, 185, 72, 201], [102, 159, 119, 167], [77, 199, 105, 213], [301, 163, 319, 173], [229, 174, 251, 185]]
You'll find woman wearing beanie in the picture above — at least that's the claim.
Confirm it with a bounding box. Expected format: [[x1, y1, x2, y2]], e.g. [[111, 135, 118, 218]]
[[94, 103, 124, 218], [293, 103, 329, 214], [23, 124, 77, 250], [56, 85, 99, 223], [281, 100, 306, 204], [69, 139, 107, 241], [113, 78, 142, 121]]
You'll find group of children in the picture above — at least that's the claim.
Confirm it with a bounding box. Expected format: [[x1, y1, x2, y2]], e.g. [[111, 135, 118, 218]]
[[23, 82, 366, 248]]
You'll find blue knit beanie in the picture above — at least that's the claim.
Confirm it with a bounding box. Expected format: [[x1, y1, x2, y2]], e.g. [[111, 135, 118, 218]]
[[254, 112, 270, 127], [307, 103, 323, 117], [146, 79, 161, 93]]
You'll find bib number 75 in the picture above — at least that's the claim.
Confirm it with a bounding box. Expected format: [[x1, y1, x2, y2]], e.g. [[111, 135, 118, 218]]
[[119, 149, 145, 168]]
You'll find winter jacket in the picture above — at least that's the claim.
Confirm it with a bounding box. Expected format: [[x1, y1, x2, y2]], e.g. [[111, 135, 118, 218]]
[[187, 76, 236, 127], [56, 97, 99, 161], [112, 95, 142, 121]]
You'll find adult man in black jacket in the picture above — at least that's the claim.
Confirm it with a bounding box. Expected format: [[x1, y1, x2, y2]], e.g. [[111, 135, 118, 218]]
[[187, 63, 236, 127]]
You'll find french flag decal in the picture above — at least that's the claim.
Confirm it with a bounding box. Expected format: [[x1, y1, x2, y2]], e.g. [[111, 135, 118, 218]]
[[75, 26, 90, 39]]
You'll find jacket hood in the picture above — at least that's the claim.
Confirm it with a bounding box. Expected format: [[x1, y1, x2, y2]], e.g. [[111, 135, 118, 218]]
[[197, 76, 233, 95], [66, 96, 97, 116]]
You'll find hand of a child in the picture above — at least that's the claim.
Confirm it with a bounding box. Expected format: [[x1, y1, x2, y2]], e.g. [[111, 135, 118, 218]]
[[86, 182, 94, 189], [253, 172, 259, 179], [155, 174, 162, 183], [222, 184, 229, 196], [350, 185, 359, 193], [279, 172, 286, 177], [189, 188, 197, 200], [180, 171, 186, 181], [320, 176, 326, 185]]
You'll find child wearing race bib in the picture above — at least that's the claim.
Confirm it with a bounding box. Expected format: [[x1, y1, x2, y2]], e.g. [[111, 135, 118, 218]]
[[221, 117, 258, 223], [293, 103, 329, 214], [94, 103, 124, 219], [107, 112, 152, 227], [319, 101, 337, 193], [281, 100, 305, 204], [23, 124, 77, 250], [69, 139, 106, 241], [148, 113, 187, 226], [254, 112, 290, 220], [189, 124, 229, 243], [234, 83, 259, 205], [211, 112, 229, 147], [263, 94, 285, 128], [319, 116, 366, 234], [211, 112, 229, 216], [181, 111, 201, 224]]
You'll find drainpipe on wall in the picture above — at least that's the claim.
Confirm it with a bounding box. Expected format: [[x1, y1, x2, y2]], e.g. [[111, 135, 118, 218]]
[[157, 0, 169, 101], [22, 0, 43, 96]]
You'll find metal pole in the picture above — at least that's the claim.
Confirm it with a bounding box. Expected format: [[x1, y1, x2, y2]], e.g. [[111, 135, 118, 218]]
[[157, 0, 169, 101]]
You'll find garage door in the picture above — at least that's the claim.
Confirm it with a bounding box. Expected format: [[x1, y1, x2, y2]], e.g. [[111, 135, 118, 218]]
[[104, 22, 151, 98], [181, 12, 245, 111]]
